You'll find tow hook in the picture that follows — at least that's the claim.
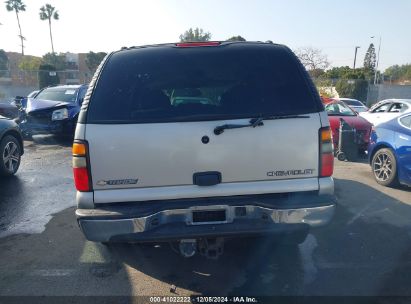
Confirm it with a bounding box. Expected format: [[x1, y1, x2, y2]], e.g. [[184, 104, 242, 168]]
[[179, 239, 197, 258], [199, 238, 224, 259]]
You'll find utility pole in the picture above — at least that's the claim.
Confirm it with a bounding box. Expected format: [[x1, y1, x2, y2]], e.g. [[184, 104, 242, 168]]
[[353, 46, 360, 69], [373, 36, 382, 85]]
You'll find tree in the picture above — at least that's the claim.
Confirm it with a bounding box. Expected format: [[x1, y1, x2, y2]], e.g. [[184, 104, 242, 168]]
[[227, 35, 246, 42], [384, 64, 411, 83], [295, 47, 330, 73], [18, 56, 42, 71], [85, 51, 107, 72], [179, 27, 211, 42], [322, 66, 371, 81], [363, 43, 376, 73], [5, 0, 26, 55], [38, 63, 59, 88], [42, 52, 66, 70], [39, 4, 59, 54]]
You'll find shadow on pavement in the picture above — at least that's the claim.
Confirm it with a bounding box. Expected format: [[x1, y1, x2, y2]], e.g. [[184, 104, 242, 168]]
[[0, 175, 24, 233], [1, 178, 411, 297], [26, 134, 73, 147]]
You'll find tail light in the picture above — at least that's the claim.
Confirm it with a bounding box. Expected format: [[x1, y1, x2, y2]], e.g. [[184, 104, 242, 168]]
[[319, 127, 334, 177], [72, 141, 92, 192]]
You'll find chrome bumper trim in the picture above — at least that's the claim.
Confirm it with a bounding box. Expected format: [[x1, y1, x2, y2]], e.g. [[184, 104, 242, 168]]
[[77, 204, 335, 242]]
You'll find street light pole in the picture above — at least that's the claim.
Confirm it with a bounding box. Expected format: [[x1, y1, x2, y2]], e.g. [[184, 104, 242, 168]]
[[353, 46, 360, 69]]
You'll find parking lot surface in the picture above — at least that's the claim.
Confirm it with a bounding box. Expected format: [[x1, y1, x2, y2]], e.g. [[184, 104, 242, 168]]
[[0, 136, 411, 297]]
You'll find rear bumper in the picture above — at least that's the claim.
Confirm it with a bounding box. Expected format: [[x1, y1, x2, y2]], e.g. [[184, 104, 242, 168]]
[[77, 201, 335, 242]]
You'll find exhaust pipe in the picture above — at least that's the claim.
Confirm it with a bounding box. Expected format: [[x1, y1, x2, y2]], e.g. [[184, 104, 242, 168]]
[[179, 239, 197, 258]]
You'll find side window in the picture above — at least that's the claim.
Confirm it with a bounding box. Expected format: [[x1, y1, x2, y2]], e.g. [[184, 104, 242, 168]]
[[388, 103, 408, 113], [372, 103, 391, 113], [399, 115, 411, 128]]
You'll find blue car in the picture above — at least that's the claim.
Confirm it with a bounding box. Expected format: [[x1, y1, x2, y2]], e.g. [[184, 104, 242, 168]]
[[19, 84, 88, 137], [368, 113, 411, 187]]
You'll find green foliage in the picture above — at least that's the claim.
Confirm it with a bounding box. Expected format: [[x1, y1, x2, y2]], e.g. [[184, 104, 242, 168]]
[[384, 64, 411, 82], [227, 35, 246, 41], [335, 79, 368, 101], [18, 56, 42, 70], [42, 53, 66, 70], [38, 63, 59, 88], [322, 66, 372, 81], [363, 43, 376, 73], [179, 27, 211, 42], [5, 0, 25, 12], [85, 52, 107, 72], [39, 4, 59, 21]]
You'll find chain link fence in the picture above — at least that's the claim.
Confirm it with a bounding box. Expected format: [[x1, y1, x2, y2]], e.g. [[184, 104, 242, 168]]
[[0, 69, 92, 102]]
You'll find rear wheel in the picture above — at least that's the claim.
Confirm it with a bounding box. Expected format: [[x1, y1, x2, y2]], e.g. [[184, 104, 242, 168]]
[[372, 148, 398, 187], [0, 135, 22, 176]]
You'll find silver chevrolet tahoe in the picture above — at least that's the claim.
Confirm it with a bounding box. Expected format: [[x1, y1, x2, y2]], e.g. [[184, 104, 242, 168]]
[[73, 41, 335, 258]]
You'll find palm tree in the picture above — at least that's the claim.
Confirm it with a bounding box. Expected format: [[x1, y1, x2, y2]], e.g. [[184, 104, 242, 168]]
[[5, 0, 26, 55], [39, 4, 59, 54]]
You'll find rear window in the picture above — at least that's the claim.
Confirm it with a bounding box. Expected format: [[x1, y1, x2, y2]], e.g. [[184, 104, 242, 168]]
[[87, 44, 320, 123], [342, 99, 362, 106], [325, 102, 356, 116], [399, 115, 411, 128]]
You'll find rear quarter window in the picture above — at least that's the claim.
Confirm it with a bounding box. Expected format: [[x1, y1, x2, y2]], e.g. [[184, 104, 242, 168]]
[[400, 115, 411, 128], [87, 43, 322, 123]]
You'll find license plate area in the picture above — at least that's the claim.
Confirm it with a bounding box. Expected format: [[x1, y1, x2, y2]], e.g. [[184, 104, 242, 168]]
[[187, 206, 229, 225]]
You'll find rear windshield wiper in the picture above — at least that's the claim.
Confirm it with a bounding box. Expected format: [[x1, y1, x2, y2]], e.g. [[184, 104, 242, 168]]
[[214, 114, 310, 135]]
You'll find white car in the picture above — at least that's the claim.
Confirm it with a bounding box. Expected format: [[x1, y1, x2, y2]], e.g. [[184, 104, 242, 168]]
[[72, 41, 336, 258], [339, 98, 368, 113], [359, 99, 411, 126]]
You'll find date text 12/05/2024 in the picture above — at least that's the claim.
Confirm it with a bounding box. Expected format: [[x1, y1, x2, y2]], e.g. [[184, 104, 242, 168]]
[[149, 296, 258, 303]]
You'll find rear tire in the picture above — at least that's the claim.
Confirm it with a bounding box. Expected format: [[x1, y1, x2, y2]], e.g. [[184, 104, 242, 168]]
[[371, 148, 398, 187], [0, 135, 22, 176], [337, 151, 346, 161]]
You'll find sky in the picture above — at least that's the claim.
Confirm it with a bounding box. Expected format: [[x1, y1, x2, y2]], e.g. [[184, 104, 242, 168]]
[[0, 0, 410, 71]]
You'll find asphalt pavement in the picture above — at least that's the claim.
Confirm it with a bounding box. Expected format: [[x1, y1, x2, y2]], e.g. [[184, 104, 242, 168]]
[[0, 136, 411, 298]]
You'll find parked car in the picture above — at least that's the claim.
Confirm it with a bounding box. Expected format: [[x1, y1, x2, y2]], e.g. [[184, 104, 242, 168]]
[[0, 101, 19, 119], [324, 100, 373, 153], [73, 41, 336, 258], [19, 84, 88, 137], [339, 98, 368, 113], [0, 115, 24, 176], [359, 99, 411, 126], [368, 113, 411, 187]]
